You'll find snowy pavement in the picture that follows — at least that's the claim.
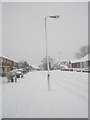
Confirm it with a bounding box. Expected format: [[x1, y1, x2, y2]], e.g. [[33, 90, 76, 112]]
[[2, 70, 88, 118]]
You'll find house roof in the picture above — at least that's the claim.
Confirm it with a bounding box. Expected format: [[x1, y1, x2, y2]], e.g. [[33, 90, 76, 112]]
[[71, 54, 90, 63], [0, 55, 18, 63], [31, 65, 40, 69]]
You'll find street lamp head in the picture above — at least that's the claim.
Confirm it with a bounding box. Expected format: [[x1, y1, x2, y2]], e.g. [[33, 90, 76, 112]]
[[50, 15, 59, 18]]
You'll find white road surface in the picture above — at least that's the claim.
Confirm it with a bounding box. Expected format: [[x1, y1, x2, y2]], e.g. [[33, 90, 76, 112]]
[[2, 70, 88, 118]]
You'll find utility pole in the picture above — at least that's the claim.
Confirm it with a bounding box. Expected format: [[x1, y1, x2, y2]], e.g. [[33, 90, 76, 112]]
[[59, 51, 60, 63], [59, 50, 61, 70]]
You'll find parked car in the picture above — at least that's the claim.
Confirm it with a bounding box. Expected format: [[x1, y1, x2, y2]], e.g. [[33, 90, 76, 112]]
[[60, 65, 69, 71], [82, 68, 90, 73], [7, 71, 17, 82], [16, 71, 23, 78], [7, 69, 24, 82], [22, 69, 28, 74]]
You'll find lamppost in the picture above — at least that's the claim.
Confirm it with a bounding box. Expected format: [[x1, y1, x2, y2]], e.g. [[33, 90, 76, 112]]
[[45, 15, 59, 91]]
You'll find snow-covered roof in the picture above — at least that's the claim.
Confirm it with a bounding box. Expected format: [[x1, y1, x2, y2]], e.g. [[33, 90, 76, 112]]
[[0, 55, 18, 63], [31, 65, 40, 69], [71, 54, 90, 63]]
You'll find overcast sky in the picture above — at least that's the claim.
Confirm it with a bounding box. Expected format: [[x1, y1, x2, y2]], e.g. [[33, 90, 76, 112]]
[[2, 2, 88, 66]]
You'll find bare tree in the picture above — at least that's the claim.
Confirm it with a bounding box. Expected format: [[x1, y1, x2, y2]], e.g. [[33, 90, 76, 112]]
[[75, 45, 90, 59], [40, 56, 55, 70], [18, 61, 29, 68]]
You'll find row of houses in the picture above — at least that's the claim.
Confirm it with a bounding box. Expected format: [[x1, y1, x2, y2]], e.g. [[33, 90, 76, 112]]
[[59, 54, 90, 72], [0, 56, 19, 76], [71, 54, 90, 69], [0, 56, 34, 76], [0, 54, 90, 75], [38, 54, 90, 72], [0, 56, 18, 69]]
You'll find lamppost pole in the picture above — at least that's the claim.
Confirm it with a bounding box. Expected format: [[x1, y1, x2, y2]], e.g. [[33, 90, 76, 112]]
[[45, 15, 59, 91], [45, 17, 50, 91]]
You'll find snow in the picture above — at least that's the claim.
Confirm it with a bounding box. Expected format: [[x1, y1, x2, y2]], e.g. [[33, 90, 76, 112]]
[[71, 54, 89, 63], [2, 70, 88, 118], [31, 65, 40, 69], [0, 56, 18, 63]]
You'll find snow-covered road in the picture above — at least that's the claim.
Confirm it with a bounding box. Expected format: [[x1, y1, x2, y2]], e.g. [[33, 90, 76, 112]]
[[2, 70, 88, 118]]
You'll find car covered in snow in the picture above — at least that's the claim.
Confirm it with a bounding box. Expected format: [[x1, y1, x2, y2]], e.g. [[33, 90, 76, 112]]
[[7, 71, 17, 82], [16, 71, 23, 78], [60, 65, 69, 71], [82, 68, 90, 73], [7, 69, 24, 82], [11, 69, 24, 78]]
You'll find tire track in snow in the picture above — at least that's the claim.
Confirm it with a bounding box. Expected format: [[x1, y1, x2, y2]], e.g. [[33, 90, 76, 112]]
[[52, 79, 88, 102], [51, 71, 88, 84], [39, 71, 88, 102], [51, 74, 88, 93]]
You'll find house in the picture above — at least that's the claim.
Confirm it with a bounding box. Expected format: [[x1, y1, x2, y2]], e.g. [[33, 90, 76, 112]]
[[71, 54, 90, 72], [59, 61, 71, 68], [0, 56, 19, 76], [51, 63, 60, 70], [31, 65, 41, 71]]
